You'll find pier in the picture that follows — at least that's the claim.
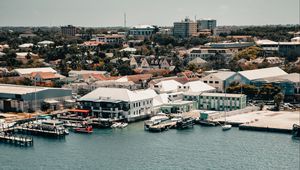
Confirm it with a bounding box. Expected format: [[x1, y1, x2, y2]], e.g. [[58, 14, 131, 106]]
[[212, 110, 299, 134], [15, 126, 66, 137], [148, 121, 177, 132], [0, 134, 33, 147]]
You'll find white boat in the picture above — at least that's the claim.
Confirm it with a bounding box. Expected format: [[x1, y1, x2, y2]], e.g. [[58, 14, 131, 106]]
[[64, 129, 70, 135], [119, 123, 128, 128], [63, 121, 80, 128], [222, 124, 232, 131], [111, 122, 122, 128], [222, 90, 232, 131]]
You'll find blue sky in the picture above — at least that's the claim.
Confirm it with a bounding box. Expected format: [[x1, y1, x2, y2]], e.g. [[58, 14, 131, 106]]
[[0, 0, 299, 27]]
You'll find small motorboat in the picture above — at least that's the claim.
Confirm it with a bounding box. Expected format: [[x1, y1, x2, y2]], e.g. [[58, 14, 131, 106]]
[[119, 123, 128, 128], [111, 122, 122, 128], [73, 124, 93, 133], [64, 129, 70, 135], [222, 124, 232, 131], [292, 124, 300, 139], [63, 121, 80, 128]]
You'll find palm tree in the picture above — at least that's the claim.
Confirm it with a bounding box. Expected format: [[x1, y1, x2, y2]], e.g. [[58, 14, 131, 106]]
[[274, 93, 284, 111]]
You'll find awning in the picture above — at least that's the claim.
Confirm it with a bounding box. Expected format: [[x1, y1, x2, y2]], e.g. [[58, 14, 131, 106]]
[[65, 99, 76, 103], [44, 99, 60, 104], [68, 109, 90, 113]]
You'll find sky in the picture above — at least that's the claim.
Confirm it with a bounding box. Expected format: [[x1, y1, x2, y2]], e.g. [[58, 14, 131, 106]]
[[0, 0, 299, 27]]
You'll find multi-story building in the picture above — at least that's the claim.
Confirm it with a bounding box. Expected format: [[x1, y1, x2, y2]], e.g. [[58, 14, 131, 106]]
[[95, 34, 125, 44], [183, 92, 246, 111], [197, 19, 217, 31], [201, 71, 236, 92], [128, 25, 156, 37], [251, 73, 300, 102], [173, 18, 197, 38], [256, 38, 300, 57], [78, 88, 158, 122], [205, 42, 255, 49], [61, 25, 77, 36], [189, 48, 234, 60], [0, 84, 72, 112]]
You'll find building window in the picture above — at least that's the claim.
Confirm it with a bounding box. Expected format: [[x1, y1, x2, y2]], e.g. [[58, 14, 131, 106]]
[[215, 81, 219, 84], [204, 81, 207, 83], [209, 81, 213, 84]]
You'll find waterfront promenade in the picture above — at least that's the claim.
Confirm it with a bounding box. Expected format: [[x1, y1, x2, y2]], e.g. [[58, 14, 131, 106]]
[[213, 110, 299, 133]]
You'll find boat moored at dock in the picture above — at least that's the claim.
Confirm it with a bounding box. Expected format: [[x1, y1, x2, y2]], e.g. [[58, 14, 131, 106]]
[[292, 124, 300, 139], [17, 120, 69, 137], [176, 117, 194, 129], [197, 120, 216, 126], [73, 122, 93, 133], [89, 118, 113, 128], [144, 115, 169, 130], [111, 122, 128, 128]]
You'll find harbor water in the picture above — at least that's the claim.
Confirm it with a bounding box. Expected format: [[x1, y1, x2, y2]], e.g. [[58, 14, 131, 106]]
[[0, 122, 299, 170]]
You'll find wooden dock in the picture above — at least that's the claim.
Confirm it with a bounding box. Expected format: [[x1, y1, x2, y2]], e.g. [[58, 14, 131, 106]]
[[0, 134, 33, 147], [239, 124, 292, 134], [148, 121, 177, 132], [16, 126, 66, 137]]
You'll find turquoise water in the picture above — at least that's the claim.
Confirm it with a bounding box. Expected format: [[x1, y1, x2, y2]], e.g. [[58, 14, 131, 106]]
[[0, 122, 299, 170]]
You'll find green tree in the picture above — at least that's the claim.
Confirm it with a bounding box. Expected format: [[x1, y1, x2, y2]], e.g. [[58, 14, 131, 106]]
[[78, 88, 90, 96], [186, 63, 198, 72], [235, 46, 262, 61], [117, 64, 133, 76]]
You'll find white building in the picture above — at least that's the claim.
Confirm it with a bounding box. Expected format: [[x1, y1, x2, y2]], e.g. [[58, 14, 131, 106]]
[[201, 71, 236, 92], [255, 39, 279, 51], [37, 40, 54, 46], [151, 80, 183, 94], [78, 88, 158, 122], [189, 48, 234, 60], [13, 67, 57, 77], [120, 47, 137, 53], [95, 34, 125, 44], [68, 70, 107, 77], [18, 43, 34, 48], [129, 25, 156, 37], [179, 80, 216, 93]]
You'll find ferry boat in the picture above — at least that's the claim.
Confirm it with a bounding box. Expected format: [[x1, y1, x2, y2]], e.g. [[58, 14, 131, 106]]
[[38, 120, 69, 135], [292, 124, 300, 139]]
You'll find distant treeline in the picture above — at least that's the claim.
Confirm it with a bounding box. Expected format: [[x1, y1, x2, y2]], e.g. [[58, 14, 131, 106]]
[[230, 25, 300, 41]]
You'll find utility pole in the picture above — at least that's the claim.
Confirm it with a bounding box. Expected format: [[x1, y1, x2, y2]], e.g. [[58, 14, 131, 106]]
[[35, 78, 37, 112], [124, 13, 127, 28]]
